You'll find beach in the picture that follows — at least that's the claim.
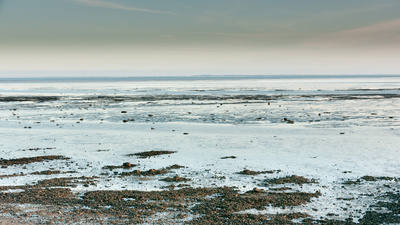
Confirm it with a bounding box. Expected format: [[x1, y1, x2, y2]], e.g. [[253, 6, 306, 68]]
[[0, 75, 399, 224]]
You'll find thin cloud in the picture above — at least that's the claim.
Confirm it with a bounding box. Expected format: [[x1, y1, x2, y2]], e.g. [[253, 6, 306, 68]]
[[182, 32, 281, 38], [335, 18, 400, 39], [72, 0, 176, 15], [303, 18, 400, 47]]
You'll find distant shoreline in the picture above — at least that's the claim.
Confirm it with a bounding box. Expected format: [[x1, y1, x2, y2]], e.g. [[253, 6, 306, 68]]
[[0, 74, 398, 83]]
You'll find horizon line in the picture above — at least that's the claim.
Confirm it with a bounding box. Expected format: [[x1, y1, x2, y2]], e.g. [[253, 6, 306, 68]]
[[0, 74, 398, 83]]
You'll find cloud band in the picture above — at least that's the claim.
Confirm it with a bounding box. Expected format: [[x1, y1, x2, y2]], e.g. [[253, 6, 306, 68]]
[[72, 0, 176, 15]]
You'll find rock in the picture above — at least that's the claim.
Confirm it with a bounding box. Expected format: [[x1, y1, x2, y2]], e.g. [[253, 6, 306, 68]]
[[122, 162, 133, 168], [221, 156, 236, 159]]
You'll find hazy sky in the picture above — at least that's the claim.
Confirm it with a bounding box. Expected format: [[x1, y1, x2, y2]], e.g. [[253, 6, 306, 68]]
[[1, 0, 400, 77]]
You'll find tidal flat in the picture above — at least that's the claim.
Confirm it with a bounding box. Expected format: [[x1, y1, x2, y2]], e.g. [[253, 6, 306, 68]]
[[0, 75, 399, 224]]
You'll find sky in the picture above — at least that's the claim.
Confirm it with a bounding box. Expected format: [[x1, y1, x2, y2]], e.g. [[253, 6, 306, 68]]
[[0, 0, 400, 77]]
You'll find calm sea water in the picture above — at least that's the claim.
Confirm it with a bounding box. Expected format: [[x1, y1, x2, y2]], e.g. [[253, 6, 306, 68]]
[[0, 75, 399, 97]]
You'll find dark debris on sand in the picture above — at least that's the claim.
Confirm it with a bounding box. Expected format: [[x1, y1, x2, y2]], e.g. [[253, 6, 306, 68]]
[[30, 170, 62, 175], [359, 192, 400, 224], [221, 156, 236, 159], [265, 175, 317, 185], [0, 163, 399, 224], [0, 183, 321, 224], [160, 175, 191, 183], [238, 169, 281, 175], [0, 155, 70, 166], [343, 176, 398, 185], [102, 162, 137, 170], [106, 164, 185, 177], [166, 164, 186, 170], [120, 168, 169, 177], [0, 96, 60, 102], [127, 150, 176, 158]]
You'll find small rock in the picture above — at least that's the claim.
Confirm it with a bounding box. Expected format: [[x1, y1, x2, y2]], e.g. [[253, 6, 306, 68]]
[[122, 162, 133, 168]]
